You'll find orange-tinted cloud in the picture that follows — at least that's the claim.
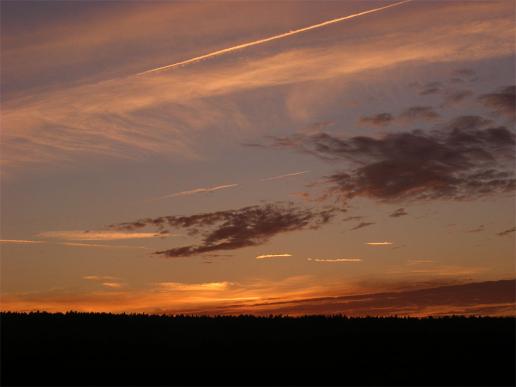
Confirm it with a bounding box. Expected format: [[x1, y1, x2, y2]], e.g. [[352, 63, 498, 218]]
[[256, 254, 292, 260], [2, 275, 513, 317], [38, 230, 167, 241], [0, 239, 45, 244]]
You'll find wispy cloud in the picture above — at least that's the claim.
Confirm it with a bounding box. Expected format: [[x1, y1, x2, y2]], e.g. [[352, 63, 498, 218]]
[[156, 281, 232, 292], [366, 242, 393, 246], [2, 2, 513, 173], [83, 275, 119, 281], [0, 239, 45, 244], [101, 282, 124, 289], [308, 258, 362, 263], [390, 208, 408, 218], [38, 230, 167, 241], [467, 225, 484, 233], [154, 183, 239, 200], [407, 259, 434, 265], [256, 253, 292, 260], [497, 227, 516, 237], [351, 222, 375, 231], [260, 171, 309, 182], [62, 242, 149, 249], [5, 276, 512, 317], [137, 0, 413, 74]]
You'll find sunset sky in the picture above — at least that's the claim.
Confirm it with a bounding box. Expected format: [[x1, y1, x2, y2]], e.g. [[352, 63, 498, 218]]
[[1, 0, 515, 316]]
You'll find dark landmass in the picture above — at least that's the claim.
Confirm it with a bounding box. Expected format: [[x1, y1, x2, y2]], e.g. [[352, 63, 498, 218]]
[[1, 312, 515, 386]]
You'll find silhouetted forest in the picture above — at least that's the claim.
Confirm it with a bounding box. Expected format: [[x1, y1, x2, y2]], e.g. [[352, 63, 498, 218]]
[[1, 312, 514, 386]]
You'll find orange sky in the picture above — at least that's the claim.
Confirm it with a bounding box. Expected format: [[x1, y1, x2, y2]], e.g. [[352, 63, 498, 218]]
[[1, 0, 514, 315]]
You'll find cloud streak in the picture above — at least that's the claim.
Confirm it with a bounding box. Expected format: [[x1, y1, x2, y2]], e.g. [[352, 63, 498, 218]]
[[260, 171, 309, 181], [308, 258, 362, 263], [497, 227, 516, 237], [390, 208, 408, 218], [154, 184, 239, 200], [256, 253, 293, 260], [38, 230, 166, 241], [350, 222, 375, 231], [137, 0, 412, 75], [0, 239, 45, 244], [367, 242, 393, 246]]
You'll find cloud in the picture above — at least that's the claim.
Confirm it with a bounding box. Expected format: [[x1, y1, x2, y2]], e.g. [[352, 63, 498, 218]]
[[453, 68, 476, 79], [360, 106, 439, 128], [83, 275, 119, 281], [0, 239, 45, 244], [83, 275, 124, 289], [3, 274, 513, 317], [137, 0, 413, 74], [418, 81, 442, 96], [154, 183, 239, 200], [342, 216, 363, 222], [467, 225, 484, 233], [366, 242, 393, 246], [308, 258, 362, 263], [359, 113, 393, 127], [111, 202, 340, 257], [260, 171, 309, 181], [350, 222, 375, 231], [497, 227, 516, 237], [101, 282, 124, 289], [37, 230, 167, 241], [60, 242, 149, 249], [390, 208, 407, 218], [256, 253, 292, 260], [443, 89, 474, 105], [155, 281, 232, 292], [478, 85, 516, 119], [227, 279, 516, 316], [269, 115, 515, 203], [2, 1, 513, 173], [399, 106, 440, 122]]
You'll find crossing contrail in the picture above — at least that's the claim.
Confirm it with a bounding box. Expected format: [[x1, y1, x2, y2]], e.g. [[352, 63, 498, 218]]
[[138, 0, 412, 75]]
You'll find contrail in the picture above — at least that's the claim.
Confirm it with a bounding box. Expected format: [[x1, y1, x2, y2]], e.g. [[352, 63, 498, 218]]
[[138, 0, 412, 75], [366, 242, 393, 246], [260, 170, 309, 181], [308, 258, 362, 263], [154, 183, 239, 200], [256, 253, 293, 260]]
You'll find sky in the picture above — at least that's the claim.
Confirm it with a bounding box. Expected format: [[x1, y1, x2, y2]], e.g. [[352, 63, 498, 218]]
[[0, 0, 515, 316]]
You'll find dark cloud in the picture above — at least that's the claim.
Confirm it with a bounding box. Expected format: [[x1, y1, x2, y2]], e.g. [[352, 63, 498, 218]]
[[453, 68, 476, 78], [497, 227, 516, 237], [350, 222, 374, 231], [359, 113, 393, 127], [111, 203, 341, 257], [269, 115, 515, 203], [399, 106, 440, 122], [390, 208, 408, 218], [444, 90, 474, 105], [419, 81, 443, 96], [467, 225, 484, 233], [343, 216, 363, 222], [451, 68, 478, 83], [194, 279, 516, 317], [478, 85, 515, 119]]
